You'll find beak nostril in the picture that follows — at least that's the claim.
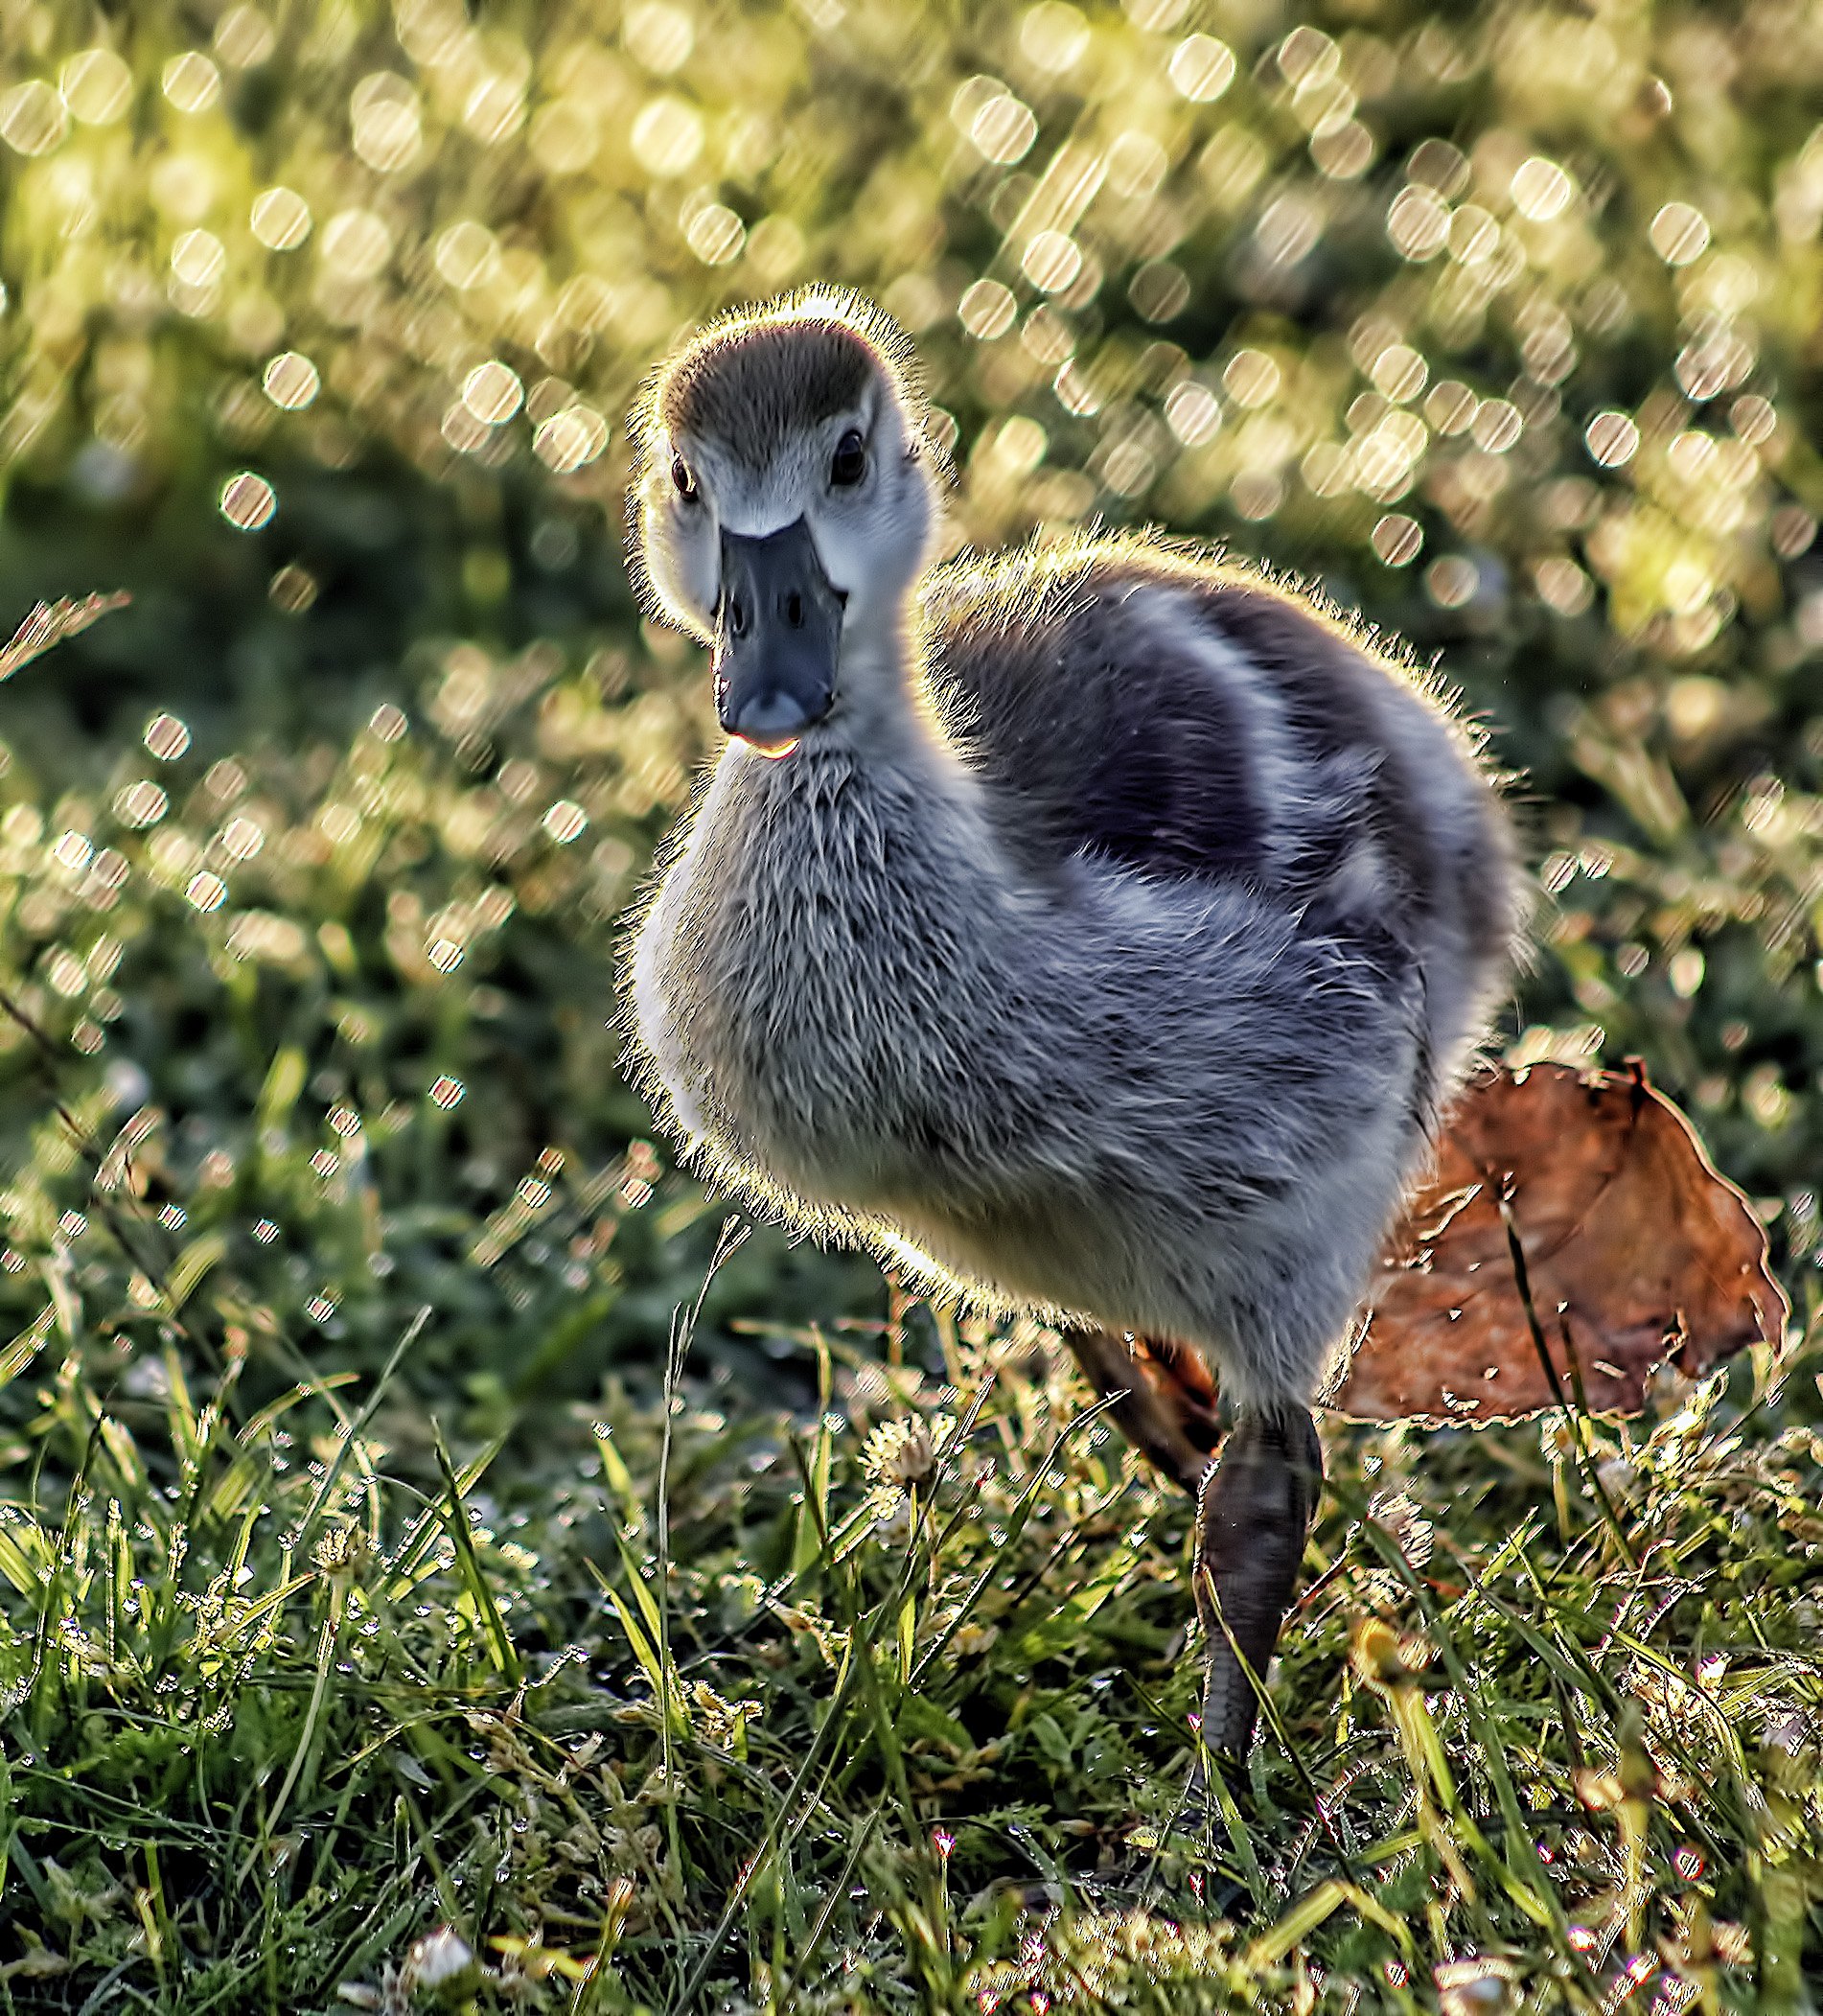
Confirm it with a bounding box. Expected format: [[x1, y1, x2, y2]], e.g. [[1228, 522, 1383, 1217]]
[[713, 521, 839, 743]]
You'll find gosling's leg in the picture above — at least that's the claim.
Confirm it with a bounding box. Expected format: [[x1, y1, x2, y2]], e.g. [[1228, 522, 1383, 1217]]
[[1067, 1327, 1221, 1497], [1194, 1402, 1324, 1760]]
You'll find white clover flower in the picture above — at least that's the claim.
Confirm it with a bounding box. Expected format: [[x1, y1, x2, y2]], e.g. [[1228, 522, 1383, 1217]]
[[869, 1485, 913, 1543], [862, 1411, 958, 1488]]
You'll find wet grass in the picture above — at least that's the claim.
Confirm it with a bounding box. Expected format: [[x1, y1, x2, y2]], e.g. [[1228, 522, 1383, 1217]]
[[0, 568, 1814, 2010], [1, 1145, 1818, 2012]]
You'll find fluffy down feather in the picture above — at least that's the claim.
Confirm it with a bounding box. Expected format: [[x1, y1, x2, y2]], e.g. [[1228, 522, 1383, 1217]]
[[629, 525, 1522, 1411]]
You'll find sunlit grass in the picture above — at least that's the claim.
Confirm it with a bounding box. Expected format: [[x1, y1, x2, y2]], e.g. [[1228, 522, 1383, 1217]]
[[1, 1194, 1817, 2007]]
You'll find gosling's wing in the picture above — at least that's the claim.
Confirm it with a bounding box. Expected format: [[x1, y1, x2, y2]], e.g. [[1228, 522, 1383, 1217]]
[[919, 548, 1268, 885], [918, 542, 1391, 904], [919, 537, 1523, 1101]]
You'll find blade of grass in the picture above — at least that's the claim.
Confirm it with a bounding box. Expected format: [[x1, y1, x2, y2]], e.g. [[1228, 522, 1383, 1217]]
[[384, 1436, 505, 1599], [769, 1803, 885, 2012], [655, 1218, 747, 1805], [246, 1574, 347, 1871], [1243, 1875, 1417, 1971], [671, 1645, 862, 2013], [908, 1391, 1121, 1690], [288, 1308, 429, 1562], [431, 1425, 522, 1687]]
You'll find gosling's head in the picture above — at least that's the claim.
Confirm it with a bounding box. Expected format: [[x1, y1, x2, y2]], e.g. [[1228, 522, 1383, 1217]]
[[630, 291, 940, 755]]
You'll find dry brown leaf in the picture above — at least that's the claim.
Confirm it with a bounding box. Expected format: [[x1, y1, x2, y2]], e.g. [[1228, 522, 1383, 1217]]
[[1328, 1060, 1788, 1426]]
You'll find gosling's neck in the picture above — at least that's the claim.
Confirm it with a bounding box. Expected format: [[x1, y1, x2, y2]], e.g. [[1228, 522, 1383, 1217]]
[[718, 585, 1004, 892], [806, 587, 958, 778], [690, 589, 1034, 1060]]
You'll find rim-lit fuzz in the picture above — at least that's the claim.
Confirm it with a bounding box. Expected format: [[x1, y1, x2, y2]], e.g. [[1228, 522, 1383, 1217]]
[[623, 291, 1525, 1765], [629, 291, 940, 753]]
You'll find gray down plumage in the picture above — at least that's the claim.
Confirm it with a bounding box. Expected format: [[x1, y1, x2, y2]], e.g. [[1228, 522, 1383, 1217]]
[[623, 290, 1525, 1416]]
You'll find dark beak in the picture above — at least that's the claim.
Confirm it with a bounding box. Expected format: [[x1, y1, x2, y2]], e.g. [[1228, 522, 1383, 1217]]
[[713, 518, 843, 752]]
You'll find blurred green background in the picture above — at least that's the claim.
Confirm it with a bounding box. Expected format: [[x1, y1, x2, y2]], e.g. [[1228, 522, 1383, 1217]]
[[0, 0, 1820, 1399]]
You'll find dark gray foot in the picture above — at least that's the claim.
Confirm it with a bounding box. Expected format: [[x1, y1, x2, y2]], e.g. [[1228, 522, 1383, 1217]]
[[1195, 1403, 1324, 1760]]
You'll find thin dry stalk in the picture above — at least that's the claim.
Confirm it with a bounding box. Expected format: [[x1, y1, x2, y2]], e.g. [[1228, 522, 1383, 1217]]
[[0, 591, 130, 683]]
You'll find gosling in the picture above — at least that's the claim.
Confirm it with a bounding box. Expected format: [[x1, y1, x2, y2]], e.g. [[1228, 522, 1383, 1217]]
[[623, 291, 1523, 1759]]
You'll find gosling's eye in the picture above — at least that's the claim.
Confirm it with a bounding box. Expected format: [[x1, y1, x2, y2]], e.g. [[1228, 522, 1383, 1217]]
[[829, 429, 866, 488], [671, 455, 698, 500]]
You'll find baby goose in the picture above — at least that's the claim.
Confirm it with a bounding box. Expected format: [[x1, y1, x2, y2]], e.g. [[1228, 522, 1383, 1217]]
[[625, 291, 1523, 1759]]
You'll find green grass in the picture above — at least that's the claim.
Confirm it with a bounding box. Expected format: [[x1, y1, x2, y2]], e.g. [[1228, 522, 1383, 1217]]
[[0, 551, 1813, 2013], [2, 1170, 1818, 2011]]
